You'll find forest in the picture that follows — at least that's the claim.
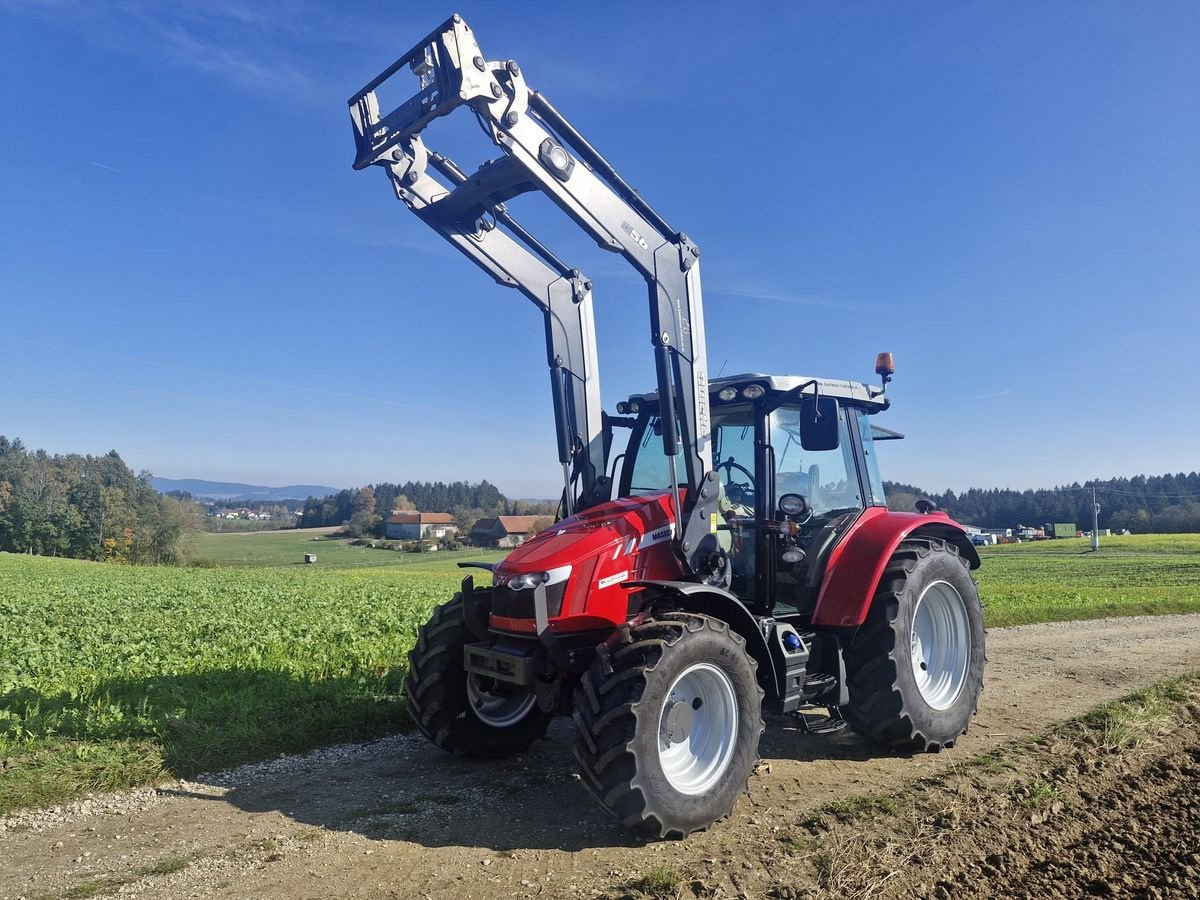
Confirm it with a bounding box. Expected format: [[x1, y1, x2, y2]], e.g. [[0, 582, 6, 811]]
[[0, 437, 195, 563], [884, 472, 1200, 533]]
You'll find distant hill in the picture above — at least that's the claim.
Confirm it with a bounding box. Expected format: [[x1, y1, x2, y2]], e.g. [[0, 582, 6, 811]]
[[152, 477, 341, 501]]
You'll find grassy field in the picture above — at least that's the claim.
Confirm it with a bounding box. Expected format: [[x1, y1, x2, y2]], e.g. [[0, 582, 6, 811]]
[[980, 532, 1200, 555], [194, 527, 505, 569], [977, 533, 1200, 627], [2, 532, 1198, 815]]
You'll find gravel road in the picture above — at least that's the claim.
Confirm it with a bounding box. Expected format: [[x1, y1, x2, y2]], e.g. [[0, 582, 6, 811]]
[[3, 613, 1198, 900]]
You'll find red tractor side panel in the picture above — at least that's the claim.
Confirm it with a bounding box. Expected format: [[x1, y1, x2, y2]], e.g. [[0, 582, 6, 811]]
[[810, 509, 979, 628]]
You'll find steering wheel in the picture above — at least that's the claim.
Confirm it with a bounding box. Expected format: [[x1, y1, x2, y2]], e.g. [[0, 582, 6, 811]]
[[718, 458, 755, 507]]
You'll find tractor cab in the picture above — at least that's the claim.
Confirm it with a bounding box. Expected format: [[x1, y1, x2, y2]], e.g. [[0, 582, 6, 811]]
[[615, 374, 891, 617]]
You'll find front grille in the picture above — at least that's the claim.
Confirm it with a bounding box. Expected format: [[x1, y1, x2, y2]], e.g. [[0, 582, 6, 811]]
[[491, 582, 567, 619]]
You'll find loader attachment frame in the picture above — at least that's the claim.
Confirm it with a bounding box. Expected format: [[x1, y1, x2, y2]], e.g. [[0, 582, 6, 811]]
[[349, 14, 717, 560]]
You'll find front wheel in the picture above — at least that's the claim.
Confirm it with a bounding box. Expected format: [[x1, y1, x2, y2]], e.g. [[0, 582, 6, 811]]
[[842, 539, 985, 751], [405, 593, 552, 758], [573, 612, 763, 839]]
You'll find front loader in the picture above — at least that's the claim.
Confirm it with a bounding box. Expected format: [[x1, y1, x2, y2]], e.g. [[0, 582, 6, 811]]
[[348, 15, 985, 839]]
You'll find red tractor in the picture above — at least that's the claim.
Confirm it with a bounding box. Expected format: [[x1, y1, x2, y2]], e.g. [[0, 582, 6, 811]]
[[349, 16, 985, 838]]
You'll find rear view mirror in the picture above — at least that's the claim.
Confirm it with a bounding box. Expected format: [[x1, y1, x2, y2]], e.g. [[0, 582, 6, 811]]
[[800, 396, 840, 451]]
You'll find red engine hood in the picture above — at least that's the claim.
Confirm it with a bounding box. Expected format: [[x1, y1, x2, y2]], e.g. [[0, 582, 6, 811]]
[[495, 492, 679, 577]]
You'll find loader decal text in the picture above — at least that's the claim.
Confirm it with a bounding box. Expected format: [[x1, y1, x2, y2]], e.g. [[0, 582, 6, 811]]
[[621, 221, 649, 251]]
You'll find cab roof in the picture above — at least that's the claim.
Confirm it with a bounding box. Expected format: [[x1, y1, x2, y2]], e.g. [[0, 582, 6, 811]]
[[626, 373, 890, 412]]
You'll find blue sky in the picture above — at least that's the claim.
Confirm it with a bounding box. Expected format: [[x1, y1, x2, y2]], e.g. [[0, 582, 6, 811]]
[[1, 1, 1197, 498]]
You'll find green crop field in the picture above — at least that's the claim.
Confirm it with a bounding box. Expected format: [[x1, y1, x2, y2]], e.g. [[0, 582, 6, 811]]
[[1, 532, 1198, 815]]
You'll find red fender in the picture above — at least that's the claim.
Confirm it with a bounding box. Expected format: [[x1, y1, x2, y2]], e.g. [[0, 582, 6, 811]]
[[810, 508, 980, 628]]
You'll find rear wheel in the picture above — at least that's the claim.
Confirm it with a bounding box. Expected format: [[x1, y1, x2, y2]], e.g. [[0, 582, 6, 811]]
[[842, 539, 985, 751], [405, 593, 551, 758], [573, 612, 763, 839]]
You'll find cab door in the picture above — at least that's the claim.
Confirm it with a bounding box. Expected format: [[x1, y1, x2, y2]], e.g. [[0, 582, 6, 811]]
[[765, 404, 869, 614]]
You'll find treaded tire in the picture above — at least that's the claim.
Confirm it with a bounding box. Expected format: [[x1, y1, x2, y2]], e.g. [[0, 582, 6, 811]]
[[573, 612, 763, 839], [405, 593, 551, 758], [842, 539, 985, 752]]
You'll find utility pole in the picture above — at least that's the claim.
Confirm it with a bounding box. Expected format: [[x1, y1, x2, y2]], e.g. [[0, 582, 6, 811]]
[[1091, 487, 1101, 551]]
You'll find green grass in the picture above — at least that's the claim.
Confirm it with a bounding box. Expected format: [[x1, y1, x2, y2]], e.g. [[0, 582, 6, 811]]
[[979, 533, 1199, 555], [976, 533, 1200, 626], [625, 867, 681, 898], [194, 527, 505, 570], [1079, 676, 1194, 751], [2, 532, 1199, 816], [1012, 779, 1062, 809]]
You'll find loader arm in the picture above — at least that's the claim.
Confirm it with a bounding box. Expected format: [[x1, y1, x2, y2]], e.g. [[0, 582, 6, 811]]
[[349, 15, 718, 564]]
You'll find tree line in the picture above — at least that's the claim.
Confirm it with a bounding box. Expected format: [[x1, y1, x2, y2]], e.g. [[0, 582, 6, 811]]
[[0, 437, 197, 563], [884, 472, 1200, 533], [11, 424, 1195, 567]]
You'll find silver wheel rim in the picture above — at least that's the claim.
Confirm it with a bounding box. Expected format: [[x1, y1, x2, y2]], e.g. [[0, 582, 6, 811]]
[[657, 663, 738, 795], [910, 580, 971, 710], [466, 675, 537, 728]]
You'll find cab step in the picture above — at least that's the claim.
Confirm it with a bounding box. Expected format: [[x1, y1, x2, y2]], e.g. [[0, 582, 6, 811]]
[[790, 704, 847, 735]]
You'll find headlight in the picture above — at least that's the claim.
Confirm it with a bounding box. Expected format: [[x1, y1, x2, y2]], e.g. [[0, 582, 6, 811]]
[[717, 387, 738, 402], [741, 384, 765, 400], [506, 565, 572, 591], [779, 492, 810, 517], [508, 572, 544, 591]]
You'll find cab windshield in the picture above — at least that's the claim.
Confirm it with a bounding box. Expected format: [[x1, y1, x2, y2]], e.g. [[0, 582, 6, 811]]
[[624, 405, 869, 517], [627, 410, 756, 502]]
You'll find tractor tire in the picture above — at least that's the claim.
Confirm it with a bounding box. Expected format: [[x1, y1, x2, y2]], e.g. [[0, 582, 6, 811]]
[[405, 593, 551, 758], [573, 612, 763, 839], [842, 538, 985, 752]]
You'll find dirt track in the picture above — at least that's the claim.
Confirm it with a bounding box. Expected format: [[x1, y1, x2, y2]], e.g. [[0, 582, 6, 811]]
[[3, 613, 1199, 900]]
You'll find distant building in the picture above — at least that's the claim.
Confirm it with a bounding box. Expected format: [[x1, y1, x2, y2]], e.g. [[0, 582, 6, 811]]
[[469, 515, 544, 548], [384, 512, 458, 541]]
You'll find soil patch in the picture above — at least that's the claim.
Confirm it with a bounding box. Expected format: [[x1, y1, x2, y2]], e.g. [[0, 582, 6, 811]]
[[697, 676, 1200, 900]]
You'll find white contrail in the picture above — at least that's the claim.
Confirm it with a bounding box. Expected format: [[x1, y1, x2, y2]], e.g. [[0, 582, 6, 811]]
[[89, 160, 122, 173]]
